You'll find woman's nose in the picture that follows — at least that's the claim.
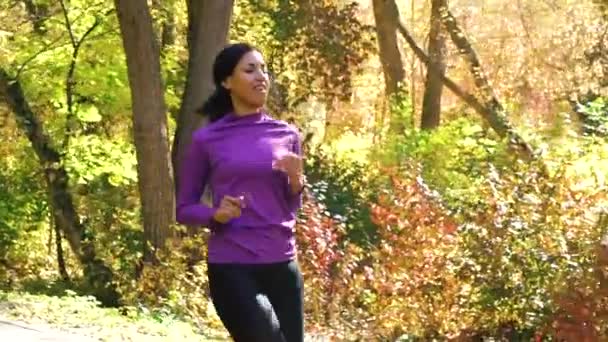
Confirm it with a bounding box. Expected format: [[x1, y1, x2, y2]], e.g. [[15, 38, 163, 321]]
[[254, 69, 268, 81]]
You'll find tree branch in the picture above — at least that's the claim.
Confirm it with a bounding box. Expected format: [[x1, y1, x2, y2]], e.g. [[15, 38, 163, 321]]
[[58, 0, 76, 48], [15, 28, 116, 79], [440, 8, 505, 118], [396, 21, 483, 117], [63, 17, 101, 147], [395, 16, 536, 159], [16, 33, 65, 78], [441, 7, 538, 159]]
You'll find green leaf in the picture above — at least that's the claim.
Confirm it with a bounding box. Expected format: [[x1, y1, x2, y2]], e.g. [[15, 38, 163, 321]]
[[78, 105, 102, 123]]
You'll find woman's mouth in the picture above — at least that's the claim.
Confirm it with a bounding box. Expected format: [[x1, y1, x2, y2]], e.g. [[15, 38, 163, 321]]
[[254, 84, 267, 93]]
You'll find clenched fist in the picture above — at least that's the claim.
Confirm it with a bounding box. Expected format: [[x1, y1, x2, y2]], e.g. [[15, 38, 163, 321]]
[[213, 195, 245, 224], [273, 152, 304, 194], [272, 152, 303, 181]]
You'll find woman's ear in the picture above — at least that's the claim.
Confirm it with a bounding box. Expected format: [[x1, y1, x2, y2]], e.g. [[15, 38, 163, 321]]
[[222, 77, 232, 90]]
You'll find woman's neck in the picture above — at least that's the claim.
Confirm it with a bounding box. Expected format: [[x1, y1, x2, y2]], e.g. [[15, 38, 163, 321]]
[[233, 107, 262, 116], [232, 97, 262, 116]]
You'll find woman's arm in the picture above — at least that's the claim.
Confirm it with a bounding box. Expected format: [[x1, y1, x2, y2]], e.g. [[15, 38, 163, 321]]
[[175, 135, 216, 227], [287, 133, 305, 195], [286, 131, 304, 212]]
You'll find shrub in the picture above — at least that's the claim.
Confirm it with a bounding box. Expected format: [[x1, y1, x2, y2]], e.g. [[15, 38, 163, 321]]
[[306, 148, 382, 246]]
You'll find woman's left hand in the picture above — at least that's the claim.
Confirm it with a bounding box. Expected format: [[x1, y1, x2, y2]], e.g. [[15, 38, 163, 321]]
[[274, 153, 304, 194], [273, 153, 303, 181]]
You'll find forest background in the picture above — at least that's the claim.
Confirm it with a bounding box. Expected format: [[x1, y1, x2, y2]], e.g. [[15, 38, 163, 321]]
[[1, 0, 608, 341]]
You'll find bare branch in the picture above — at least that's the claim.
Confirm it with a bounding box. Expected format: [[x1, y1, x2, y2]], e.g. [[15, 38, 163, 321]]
[[15, 33, 65, 78], [14, 27, 117, 80], [58, 0, 76, 48], [63, 17, 101, 147], [56, 1, 112, 140]]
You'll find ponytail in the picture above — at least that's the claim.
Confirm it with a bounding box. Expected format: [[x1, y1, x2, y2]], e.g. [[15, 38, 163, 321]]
[[199, 87, 233, 122]]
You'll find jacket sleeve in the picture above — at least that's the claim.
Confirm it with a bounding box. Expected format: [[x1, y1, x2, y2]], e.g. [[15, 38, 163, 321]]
[[176, 135, 216, 227]]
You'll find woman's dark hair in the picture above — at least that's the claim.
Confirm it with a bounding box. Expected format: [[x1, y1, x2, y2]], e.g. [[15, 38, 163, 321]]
[[198, 43, 256, 122]]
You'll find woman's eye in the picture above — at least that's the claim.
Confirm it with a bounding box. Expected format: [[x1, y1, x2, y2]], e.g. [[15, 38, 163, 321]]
[[245, 68, 268, 74]]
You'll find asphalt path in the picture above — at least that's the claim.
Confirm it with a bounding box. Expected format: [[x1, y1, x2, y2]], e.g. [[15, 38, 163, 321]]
[[0, 319, 94, 342]]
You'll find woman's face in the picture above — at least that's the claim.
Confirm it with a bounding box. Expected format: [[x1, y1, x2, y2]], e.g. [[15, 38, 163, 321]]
[[223, 50, 269, 112]]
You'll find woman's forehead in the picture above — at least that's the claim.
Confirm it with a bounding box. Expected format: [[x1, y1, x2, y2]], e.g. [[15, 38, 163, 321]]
[[238, 50, 265, 65]]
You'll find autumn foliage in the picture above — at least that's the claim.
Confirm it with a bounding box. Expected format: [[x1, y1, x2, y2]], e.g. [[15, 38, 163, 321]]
[[296, 194, 345, 326], [294, 156, 608, 340], [2, 0, 608, 340]]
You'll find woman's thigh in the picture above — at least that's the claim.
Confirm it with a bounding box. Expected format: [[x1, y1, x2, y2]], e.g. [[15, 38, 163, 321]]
[[207, 263, 284, 342], [259, 261, 304, 342]]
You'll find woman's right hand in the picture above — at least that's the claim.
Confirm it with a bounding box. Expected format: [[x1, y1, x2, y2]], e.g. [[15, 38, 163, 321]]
[[212, 195, 245, 224]]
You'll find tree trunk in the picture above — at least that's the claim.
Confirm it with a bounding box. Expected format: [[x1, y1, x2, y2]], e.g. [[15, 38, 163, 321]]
[[151, 0, 177, 53], [0, 69, 118, 306], [161, 14, 176, 51], [114, 0, 175, 263], [420, 0, 447, 130], [395, 17, 536, 160], [47, 190, 69, 281], [372, 0, 406, 96], [172, 1, 234, 189], [372, 0, 406, 133], [55, 221, 69, 281], [409, 0, 417, 128]]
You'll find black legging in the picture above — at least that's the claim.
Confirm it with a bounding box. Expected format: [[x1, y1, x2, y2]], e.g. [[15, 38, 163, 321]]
[[207, 260, 304, 342]]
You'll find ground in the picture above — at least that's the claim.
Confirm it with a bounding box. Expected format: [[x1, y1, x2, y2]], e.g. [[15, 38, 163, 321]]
[[0, 290, 229, 341], [0, 319, 94, 341], [0, 290, 332, 341]]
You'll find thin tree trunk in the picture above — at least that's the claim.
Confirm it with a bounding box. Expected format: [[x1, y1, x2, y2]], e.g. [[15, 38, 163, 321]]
[[114, 0, 176, 264], [58, 0, 101, 148], [395, 17, 536, 159], [172, 1, 234, 189], [55, 222, 69, 281], [409, 0, 417, 128], [47, 212, 53, 255], [372, 0, 406, 133], [151, 0, 176, 53], [161, 14, 176, 52], [0, 69, 118, 306], [420, 0, 447, 130], [47, 190, 69, 281]]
